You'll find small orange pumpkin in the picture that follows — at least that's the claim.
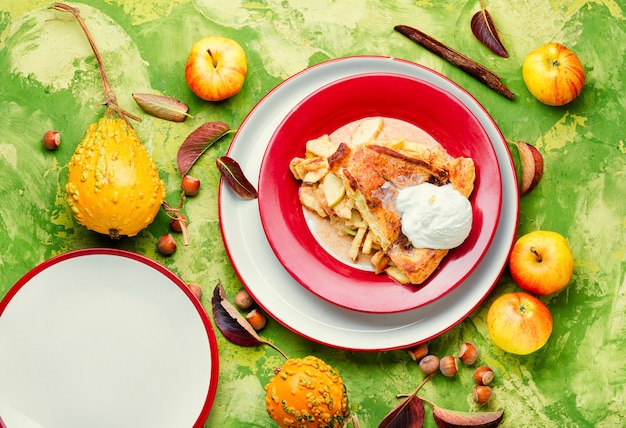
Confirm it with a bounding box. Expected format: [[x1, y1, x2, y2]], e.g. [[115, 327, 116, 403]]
[[264, 355, 349, 428]]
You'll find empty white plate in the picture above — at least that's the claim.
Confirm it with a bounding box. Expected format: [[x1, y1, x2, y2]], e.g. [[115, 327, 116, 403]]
[[0, 248, 219, 428]]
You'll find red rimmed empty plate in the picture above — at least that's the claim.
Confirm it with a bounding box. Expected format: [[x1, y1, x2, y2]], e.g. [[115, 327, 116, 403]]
[[0, 248, 218, 428], [258, 72, 502, 313]]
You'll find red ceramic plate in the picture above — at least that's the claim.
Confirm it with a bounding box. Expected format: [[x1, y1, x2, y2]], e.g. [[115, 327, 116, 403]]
[[258, 72, 502, 313]]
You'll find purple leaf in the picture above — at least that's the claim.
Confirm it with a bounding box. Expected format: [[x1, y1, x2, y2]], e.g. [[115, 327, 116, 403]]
[[379, 395, 425, 428], [470, 7, 508, 58], [216, 156, 258, 200], [177, 122, 231, 176]]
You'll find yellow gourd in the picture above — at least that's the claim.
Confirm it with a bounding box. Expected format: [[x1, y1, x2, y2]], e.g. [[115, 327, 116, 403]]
[[54, 3, 165, 238], [264, 355, 349, 428], [66, 113, 165, 238]]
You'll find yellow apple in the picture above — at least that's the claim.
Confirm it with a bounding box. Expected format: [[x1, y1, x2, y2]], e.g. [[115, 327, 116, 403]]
[[487, 292, 553, 355], [185, 36, 247, 101], [509, 230, 574, 295], [522, 42, 585, 106]]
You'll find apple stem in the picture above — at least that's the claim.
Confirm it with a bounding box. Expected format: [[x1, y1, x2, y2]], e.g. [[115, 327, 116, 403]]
[[530, 246, 542, 262]]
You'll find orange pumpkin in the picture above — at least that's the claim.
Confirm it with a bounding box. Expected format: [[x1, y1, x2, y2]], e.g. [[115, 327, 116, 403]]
[[264, 355, 349, 428]]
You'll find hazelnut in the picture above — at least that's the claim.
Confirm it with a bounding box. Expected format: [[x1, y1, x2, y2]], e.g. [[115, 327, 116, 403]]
[[43, 130, 61, 150], [187, 283, 203, 300], [156, 233, 177, 255], [418, 354, 440, 375], [246, 309, 266, 330], [169, 213, 188, 233], [407, 342, 429, 361], [458, 342, 479, 365], [181, 175, 201, 196], [473, 366, 494, 385], [473, 385, 492, 404], [439, 355, 458, 377], [234, 289, 254, 309]]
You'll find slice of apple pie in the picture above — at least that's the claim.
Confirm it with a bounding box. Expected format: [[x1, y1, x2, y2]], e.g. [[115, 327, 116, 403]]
[[289, 117, 475, 284]]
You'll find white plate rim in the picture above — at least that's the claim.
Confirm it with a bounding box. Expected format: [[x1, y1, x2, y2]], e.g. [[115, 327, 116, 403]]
[[0, 248, 219, 427], [218, 55, 519, 351]]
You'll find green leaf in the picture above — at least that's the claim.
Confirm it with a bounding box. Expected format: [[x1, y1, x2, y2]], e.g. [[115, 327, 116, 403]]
[[132, 93, 192, 122]]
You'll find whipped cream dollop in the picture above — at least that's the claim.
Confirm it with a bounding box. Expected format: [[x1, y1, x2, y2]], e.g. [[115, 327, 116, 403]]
[[396, 183, 472, 249]]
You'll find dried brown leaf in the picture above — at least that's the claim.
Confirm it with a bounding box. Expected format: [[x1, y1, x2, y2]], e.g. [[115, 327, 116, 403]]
[[132, 93, 192, 122], [470, 4, 508, 58], [177, 121, 231, 176], [216, 156, 258, 200]]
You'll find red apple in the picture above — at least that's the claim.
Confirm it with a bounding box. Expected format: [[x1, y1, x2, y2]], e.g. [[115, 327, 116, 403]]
[[509, 230, 574, 295], [185, 36, 247, 101], [513, 141, 544, 194], [487, 292, 553, 355], [522, 42, 585, 106]]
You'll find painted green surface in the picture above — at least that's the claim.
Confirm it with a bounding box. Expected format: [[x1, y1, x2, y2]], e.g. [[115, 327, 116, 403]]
[[1, 1, 624, 427]]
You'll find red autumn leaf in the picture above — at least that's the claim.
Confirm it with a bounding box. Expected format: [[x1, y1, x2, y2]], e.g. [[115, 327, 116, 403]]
[[177, 121, 231, 175], [470, 1, 508, 58], [216, 156, 258, 200], [378, 395, 425, 428], [432, 407, 504, 427]]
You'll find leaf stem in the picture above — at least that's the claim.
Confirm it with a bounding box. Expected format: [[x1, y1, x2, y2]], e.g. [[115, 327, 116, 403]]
[[261, 339, 289, 360], [49, 2, 141, 125], [396, 372, 436, 399]]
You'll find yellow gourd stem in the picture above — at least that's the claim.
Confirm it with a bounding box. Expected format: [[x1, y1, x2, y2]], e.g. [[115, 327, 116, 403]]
[[50, 2, 141, 125]]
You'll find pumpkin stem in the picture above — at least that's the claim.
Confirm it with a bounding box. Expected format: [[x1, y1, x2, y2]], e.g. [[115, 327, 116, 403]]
[[109, 229, 121, 240], [50, 2, 141, 126]]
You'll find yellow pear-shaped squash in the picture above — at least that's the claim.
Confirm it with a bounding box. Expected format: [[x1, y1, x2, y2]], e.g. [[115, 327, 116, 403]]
[[65, 116, 165, 238], [264, 355, 349, 428]]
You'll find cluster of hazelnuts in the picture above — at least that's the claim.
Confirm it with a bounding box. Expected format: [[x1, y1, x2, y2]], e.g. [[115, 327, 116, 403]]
[[234, 288, 267, 331], [407, 341, 495, 405]]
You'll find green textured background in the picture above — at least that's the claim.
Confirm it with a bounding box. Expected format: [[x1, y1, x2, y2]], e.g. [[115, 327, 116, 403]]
[[1, 1, 624, 427]]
